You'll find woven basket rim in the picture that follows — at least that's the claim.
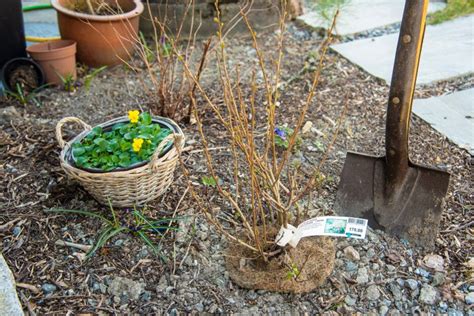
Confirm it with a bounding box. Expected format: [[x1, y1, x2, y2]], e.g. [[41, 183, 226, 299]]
[[59, 115, 185, 176]]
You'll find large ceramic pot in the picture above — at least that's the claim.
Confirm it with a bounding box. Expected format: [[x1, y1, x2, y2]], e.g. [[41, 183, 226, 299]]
[[51, 0, 143, 67]]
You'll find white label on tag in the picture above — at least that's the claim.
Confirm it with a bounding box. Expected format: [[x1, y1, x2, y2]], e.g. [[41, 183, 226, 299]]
[[275, 224, 297, 246], [276, 216, 368, 248]]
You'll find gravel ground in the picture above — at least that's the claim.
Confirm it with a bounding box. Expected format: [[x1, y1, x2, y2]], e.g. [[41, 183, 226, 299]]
[[0, 20, 473, 315]]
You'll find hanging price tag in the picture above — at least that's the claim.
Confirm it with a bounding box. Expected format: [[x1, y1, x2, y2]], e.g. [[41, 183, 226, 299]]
[[275, 216, 368, 248]]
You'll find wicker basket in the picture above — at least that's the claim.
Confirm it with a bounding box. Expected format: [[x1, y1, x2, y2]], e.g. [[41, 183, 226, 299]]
[[55, 116, 185, 207]]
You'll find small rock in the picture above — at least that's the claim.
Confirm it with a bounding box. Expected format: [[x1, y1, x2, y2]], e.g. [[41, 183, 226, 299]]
[[405, 279, 418, 291], [195, 303, 204, 312], [387, 265, 396, 273], [344, 246, 360, 261], [114, 239, 124, 246], [379, 305, 389, 316], [438, 301, 448, 312], [389, 283, 402, 301], [356, 267, 369, 284], [415, 267, 430, 278], [0, 106, 20, 124], [108, 277, 145, 301], [140, 291, 152, 301], [447, 308, 464, 316], [345, 261, 358, 272], [366, 285, 380, 300], [431, 272, 445, 286], [465, 292, 474, 305], [419, 284, 438, 304], [41, 283, 57, 294], [12, 226, 21, 237], [344, 295, 357, 306], [156, 275, 168, 292], [423, 254, 444, 272], [366, 248, 376, 258], [388, 309, 401, 316], [302, 121, 313, 134], [246, 290, 258, 301]]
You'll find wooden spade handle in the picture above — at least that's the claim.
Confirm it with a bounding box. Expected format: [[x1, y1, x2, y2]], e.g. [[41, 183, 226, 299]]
[[386, 0, 429, 185]]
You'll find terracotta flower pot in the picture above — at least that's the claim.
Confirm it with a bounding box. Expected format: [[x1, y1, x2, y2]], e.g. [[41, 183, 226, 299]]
[[26, 40, 77, 86], [51, 0, 143, 67]]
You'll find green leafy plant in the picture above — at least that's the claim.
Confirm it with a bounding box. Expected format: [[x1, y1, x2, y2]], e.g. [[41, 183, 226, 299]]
[[47, 203, 180, 261], [5, 83, 44, 106], [274, 126, 302, 150], [428, 0, 474, 24], [72, 111, 172, 171], [201, 175, 217, 187], [139, 32, 155, 63], [312, 0, 350, 26], [58, 74, 77, 92], [84, 66, 107, 91], [286, 263, 301, 280]]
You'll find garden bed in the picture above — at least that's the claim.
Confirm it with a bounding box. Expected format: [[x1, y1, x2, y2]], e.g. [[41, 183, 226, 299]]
[[0, 22, 472, 314]]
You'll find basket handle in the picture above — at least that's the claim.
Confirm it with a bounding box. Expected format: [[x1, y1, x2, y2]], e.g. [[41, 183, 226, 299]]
[[56, 117, 92, 149], [150, 133, 183, 169]]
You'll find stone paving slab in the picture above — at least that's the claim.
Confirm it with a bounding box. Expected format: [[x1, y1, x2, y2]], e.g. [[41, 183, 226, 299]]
[[413, 88, 474, 155], [298, 0, 445, 36], [330, 15, 474, 85], [0, 254, 24, 316]]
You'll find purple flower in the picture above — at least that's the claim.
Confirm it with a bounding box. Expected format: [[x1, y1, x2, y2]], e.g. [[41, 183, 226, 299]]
[[160, 36, 166, 45], [274, 127, 286, 140]]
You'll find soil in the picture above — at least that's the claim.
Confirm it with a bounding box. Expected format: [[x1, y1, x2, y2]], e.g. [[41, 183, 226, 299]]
[[7, 65, 41, 93], [226, 229, 335, 293], [67, 0, 126, 15], [0, 21, 472, 314]]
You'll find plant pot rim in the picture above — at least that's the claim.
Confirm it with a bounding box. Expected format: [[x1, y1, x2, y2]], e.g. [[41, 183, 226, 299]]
[[51, 0, 144, 22], [26, 40, 77, 58], [66, 116, 180, 173], [0, 57, 46, 91]]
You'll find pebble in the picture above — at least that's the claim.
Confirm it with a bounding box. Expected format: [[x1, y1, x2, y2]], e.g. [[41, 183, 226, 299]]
[[366, 285, 380, 300], [405, 279, 419, 291], [345, 261, 358, 272], [195, 303, 204, 312], [41, 283, 57, 294], [431, 272, 445, 286], [344, 295, 357, 306], [388, 283, 402, 301], [12, 226, 21, 237], [419, 284, 438, 304], [366, 248, 376, 258], [465, 292, 474, 305], [344, 246, 360, 261], [356, 267, 369, 284], [415, 267, 430, 278]]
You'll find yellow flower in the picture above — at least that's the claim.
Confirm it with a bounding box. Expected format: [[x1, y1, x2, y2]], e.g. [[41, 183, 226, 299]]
[[132, 138, 144, 152], [128, 110, 140, 124]]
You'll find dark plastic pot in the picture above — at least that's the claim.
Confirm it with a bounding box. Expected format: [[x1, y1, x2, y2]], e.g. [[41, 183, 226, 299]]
[[0, 0, 26, 69], [66, 116, 180, 173], [0, 57, 45, 92]]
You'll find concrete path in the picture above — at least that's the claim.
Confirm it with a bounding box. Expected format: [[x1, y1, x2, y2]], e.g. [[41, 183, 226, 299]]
[[413, 89, 474, 155], [0, 254, 24, 316], [298, 0, 445, 36], [330, 15, 474, 85]]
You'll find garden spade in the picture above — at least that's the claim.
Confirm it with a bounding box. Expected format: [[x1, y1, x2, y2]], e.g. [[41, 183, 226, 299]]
[[334, 0, 450, 248]]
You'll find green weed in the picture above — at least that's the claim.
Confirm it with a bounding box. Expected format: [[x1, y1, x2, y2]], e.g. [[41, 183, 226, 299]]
[[47, 202, 181, 261], [428, 0, 474, 24]]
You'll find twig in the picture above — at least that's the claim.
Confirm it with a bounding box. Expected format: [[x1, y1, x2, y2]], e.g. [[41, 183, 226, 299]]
[[55, 240, 92, 252], [187, 38, 212, 123], [16, 282, 40, 294]]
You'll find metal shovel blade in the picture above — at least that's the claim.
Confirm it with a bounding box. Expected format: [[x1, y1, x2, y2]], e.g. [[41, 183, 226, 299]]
[[335, 152, 450, 248]]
